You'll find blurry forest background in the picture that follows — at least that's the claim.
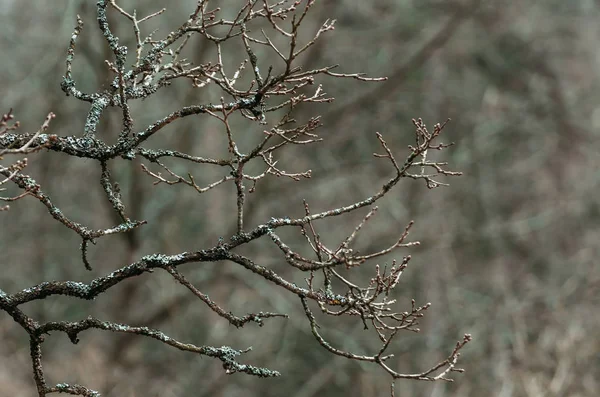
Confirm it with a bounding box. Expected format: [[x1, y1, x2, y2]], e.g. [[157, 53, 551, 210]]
[[1, 0, 599, 396]]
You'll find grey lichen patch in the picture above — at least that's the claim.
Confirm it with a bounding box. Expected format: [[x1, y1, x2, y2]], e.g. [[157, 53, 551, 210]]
[[121, 149, 136, 160], [141, 253, 171, 266], [60, 77, 76, 95], [83, 97, 109, 137], [54, 383, 101, 397], [245, 365, 281, 378], [169, 253, 189, 262], [63, 281, 88, 293]]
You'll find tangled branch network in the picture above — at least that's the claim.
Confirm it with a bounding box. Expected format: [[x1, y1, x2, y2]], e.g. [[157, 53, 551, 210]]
[[0, 1, 471, 396]]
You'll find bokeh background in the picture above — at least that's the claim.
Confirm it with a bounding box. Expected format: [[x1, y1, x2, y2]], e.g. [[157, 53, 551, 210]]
[[1, 0, 599, 396]]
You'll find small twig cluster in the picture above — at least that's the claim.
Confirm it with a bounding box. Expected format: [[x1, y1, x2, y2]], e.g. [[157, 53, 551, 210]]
[[0, 109, 55, 211], [0, 1, 470, 396]]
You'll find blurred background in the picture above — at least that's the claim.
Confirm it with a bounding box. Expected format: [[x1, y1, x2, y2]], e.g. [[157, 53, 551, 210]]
[[1, 0, 599, 396]]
